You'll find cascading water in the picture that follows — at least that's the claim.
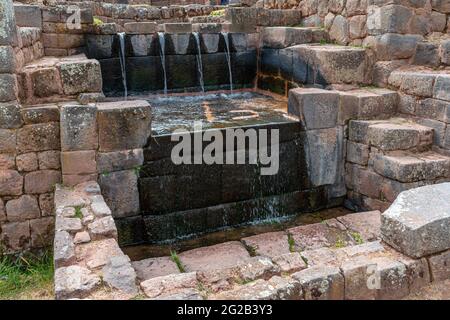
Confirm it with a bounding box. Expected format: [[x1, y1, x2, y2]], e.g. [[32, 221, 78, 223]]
[[158, 32, 168, 95], [221, 32, 233, 91], [193, 32, 205, 93], [118, 32, 128, 99]]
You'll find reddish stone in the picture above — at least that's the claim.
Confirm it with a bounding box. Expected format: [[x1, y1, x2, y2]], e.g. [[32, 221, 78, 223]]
[[241, 231, 290, 258], [61, 150, 97, 175], [0, 170, 23, 196], [30, 216, 55, 247], [0, 153, 15, 170], [38, 150, 61, 170], [39, 193, 54, 216], [24, 170, 61, 194], [179, 241, 252, 272], [5, 195, 40, 222], [17, 123, 60, 153], [336, 210, 381, 242], [132, 256, 180, 281], [16, 152, 38, 172], [75, 238, 123, 269], [0, 221, 30, 252]]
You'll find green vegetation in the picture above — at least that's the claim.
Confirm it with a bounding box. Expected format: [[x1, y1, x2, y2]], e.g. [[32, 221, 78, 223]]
[[246, 245, 257, 257], [287, 234, 296, 253], [0, 250, 54, 300], [350, 232, 364, 245], [133, 165, 142, 177], [74, 206, 83, 219], [170, 250, 185, 273], [333, 237, 346, 249], [210, 9, 225, 17], [93, 17, 104, 27]]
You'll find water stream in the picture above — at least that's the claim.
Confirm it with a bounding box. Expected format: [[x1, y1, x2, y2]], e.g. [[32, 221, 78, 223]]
[[193, 32, 205, 92], [221, 32, 234, 91], [158, 32, 168, 94], [118, 32, 128, 99]]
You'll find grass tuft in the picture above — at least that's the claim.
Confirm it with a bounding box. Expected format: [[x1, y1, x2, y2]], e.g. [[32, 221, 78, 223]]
[[287, 234, 296, 253], [170, 250, 185, 273], [74, 206, 83, 219], [350, 231, 364, 245], [0, 250, 54, 300]]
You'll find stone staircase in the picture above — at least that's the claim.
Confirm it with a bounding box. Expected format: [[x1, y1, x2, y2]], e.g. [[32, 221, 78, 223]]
[[17, 54, 104, 105], [129, 209, 447, 300], [346, 118, 450, 211]]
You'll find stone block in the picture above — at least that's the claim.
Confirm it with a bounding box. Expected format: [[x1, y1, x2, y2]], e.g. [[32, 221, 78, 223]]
[[38, 151, 60, 170], [58, 59, 102, 95], [272, 252, 308, 273], [372, 60, 407, 87], [288, 88, 339, 130], [0, 74, 18, 102], [367, 4, 413, 35], [242, 231, 290, 258], [124, 22, 157, 34], [375, 34, 422, 60], [431, 0, 450, 13], [179, 241, 251, 272], [21, 105, 59, 125], [24, 170, 61, 194], [140, 272, 198, 299], [347, 141, 369, 166], [302, 127, 342, 186], [99, 170, 140, 218], [17, 123, 60, 153], [441, 40, 450, 65], [329, 15, 349, 44], [102, 255, 138, 295], [192, 23, 222, 33], [5, 195, 40, 222], [382, 183, 450, 258], [55, 266, 101, 300], [61, 150, 97, 175], [97, 149, 144, 173], [0, 129, 16, 153], [0, 103, 22, 130], [292, 266, 344, 300], [400, 72, 436, 97], [42, 33, 84, 49], [0, 0, 18, 47], [54, 230, 75, 268], [0, 170, 23, 196], [28, 67, 62, 98], [163, 23, 192, 33], [75, 238, 122, 270], [14, 4, 42, 28], [60, 104, 97, 151], [97, 100, 151, 152], [132, 256, 180, 281], [16, 153, 38, 172], [39, 193, 54, 216], [87, 216, 117, 241], [411, 42, 440, 67], [433, 75, 450, 102], [74, 231, 90, 244], [428, 250, 450, 282], [0, 153, 15, 170], [262, 27, 312, 49], [0, 221, 30, 252], [336, 210, 381, 242], [0, 46, 17, 73], [30, 216, 54, 248]]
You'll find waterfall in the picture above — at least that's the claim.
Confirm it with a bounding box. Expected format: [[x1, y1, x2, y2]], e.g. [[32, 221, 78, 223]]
[[193, 32, 205, 93], [118, 32, 128, 99], [221, 32, 233, 91], [158, 32, 168, 95]]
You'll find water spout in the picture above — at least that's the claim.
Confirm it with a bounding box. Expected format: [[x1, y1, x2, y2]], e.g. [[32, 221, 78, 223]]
[[118, 32, 128, 99], [193, 32, 205, 93], [221, 32, 233, 91], [158, 32, 168, 95]]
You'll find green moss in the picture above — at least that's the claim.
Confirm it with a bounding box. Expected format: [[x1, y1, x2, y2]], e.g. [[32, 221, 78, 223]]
[[73, 206, 83, 219], [350, 232, 364, 245], [287, 234, 296, 253], [93, 17, 104, 27], [209, 9, 225, 17], [333, 237, 346, 249], [170, 250, 185, 273]]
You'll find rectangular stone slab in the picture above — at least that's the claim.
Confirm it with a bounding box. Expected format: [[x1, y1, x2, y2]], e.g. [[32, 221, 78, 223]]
[[381, 183, 450, 258]]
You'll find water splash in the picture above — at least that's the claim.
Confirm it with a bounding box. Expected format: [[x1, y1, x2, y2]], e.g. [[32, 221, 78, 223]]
[[221, 32, 233, 91], [158, 32, 168, 94], [118, 32, 128, 99], [193, 32, 205, 93]]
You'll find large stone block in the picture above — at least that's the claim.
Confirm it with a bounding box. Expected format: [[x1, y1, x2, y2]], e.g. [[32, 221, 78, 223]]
[[288, 88, 339, 130], [0, 170, 23, 196], [24, 170, 61, 194], [97, 100, 151, 152], [17, 122, 60, 154], [329, 15, 349, 44], [262, 27, 312, 49], [375, 34, 422, 60], [0, 45, 17, 73], [292, 266, 344, 300], [60, 104, 98, 151], [55, 266, 101, 300], [0, 102, 22, 129], [99, 170, 139, 218], [61, 150, 97, 175], [428, 250, 450, 282], [367, 4, 413, 35], [302, 127, 342, 187], [441, 40, 450, 65], [5, 195, 40, 222], [382, 183, 450, 258], [14, 4, 42, 28], [21, 105, 59, 125], [30, 216, 54, 248], [0, 0, 18, 46], [0, 221, 30, 252], [0, 74, 18, 102], [0, 129, 16, 153], [58, 59, 102, 95], [433, 75, 450, 102], [97, 149, 144, 173]]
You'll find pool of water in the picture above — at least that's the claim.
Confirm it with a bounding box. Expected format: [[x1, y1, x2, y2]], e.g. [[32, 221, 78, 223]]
[[148, 92, 290, 135], [123, 207, 352, 261]]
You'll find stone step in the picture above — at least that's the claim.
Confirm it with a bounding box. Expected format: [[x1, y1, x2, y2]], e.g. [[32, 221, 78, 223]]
[[371, 150, 450, 183], [411, 39, 450, 68], [17, 54, 103, 105], [349, 118, 434, 151], [388, 66, 450, 102], [286, 44, 373, 86], [262, 27, 327, 49]]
